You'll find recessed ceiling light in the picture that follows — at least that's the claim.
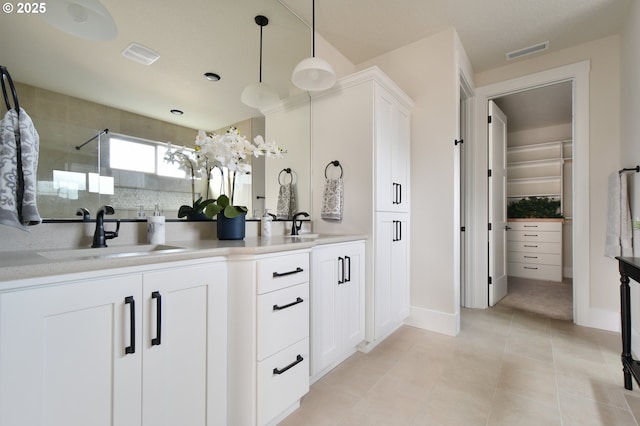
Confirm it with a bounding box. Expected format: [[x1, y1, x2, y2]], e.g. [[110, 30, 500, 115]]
[[204, 72, 221, 81], [170, 109, 183, 115]]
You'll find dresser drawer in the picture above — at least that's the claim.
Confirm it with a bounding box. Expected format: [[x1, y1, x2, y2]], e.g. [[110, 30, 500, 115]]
[[257, 252, 309, 294], [257, 338, 309, 426], [507, 230, 561, 244], [507, 221, 562, 232], [257, 283, 309, 360], [508, 252, 561, 266], [508, 262, 562, 281], [507, 241, 561, 254]]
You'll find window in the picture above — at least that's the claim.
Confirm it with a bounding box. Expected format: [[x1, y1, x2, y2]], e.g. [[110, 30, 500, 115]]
[[109, 135, 188, 178]]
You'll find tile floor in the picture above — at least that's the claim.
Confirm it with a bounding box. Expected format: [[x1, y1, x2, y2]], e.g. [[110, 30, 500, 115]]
[[279, 305, 640, 425]]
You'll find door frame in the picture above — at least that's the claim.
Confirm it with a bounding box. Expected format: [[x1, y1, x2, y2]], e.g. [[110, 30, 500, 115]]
[[467, 60, 590, 326]]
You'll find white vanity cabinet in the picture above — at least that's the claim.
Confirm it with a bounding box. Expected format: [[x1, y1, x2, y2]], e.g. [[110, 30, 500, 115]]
[[227, 250, 310, 426], [0, 259, 227, 426], [310, 240, 365, 382], [312, 66, 413, 348]]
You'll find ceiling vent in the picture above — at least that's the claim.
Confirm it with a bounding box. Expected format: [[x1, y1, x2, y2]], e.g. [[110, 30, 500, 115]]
[[506, 41, 549, 61], [122, 43, 160, 65]]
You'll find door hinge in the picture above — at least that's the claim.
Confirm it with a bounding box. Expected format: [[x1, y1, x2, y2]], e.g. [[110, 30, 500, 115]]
[[488, 223, 492, 231], [461, 226, 466, 232], [488, 115, 492, 124], [489, 276, 493, 285], [454, 139, 464, 146], [488, 169, 492, 177]]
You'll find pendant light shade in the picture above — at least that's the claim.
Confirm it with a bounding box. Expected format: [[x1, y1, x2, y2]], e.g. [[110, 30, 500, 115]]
[[41, 0, 117, 41], [241, 15, 279, 109], [291, 0, 336, 91]]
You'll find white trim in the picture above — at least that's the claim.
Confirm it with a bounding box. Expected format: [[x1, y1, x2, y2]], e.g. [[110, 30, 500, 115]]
[[471, 61, 591, 328], [406, 305, 460, 336]]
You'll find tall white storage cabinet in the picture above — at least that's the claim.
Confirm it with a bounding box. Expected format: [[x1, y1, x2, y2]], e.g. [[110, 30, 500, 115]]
[[312, 67, 413, 347]]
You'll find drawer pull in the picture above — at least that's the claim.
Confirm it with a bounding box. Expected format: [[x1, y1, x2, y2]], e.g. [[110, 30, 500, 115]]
[[273, 354, 304, 375], [524, 266, 539, 270], [524, 245, 538, 248], [524, 256, 538, 259], [524, 225, 538, 228], [272, 267, 304, 278], [524, 234, 538, 237], [273, 297, 304, 311]]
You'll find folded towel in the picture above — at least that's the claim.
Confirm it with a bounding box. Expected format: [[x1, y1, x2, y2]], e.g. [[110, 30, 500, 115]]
[[605, 171, 633, 257], [321, 178, 343, 222], [276, 183, 296, 220], [0, 108, 41, 230]]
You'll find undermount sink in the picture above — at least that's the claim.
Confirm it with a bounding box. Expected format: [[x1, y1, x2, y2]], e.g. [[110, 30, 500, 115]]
[[38, 244, 187, 260], [282, 234, 319, 239]]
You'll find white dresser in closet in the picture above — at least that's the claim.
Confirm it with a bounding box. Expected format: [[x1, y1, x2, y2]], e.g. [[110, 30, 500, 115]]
[[507, 219, 563, 282]]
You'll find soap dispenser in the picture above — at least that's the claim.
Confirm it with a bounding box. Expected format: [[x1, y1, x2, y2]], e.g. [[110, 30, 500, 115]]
[[147, 203, 166, 244], [261, 209, 272, 238]]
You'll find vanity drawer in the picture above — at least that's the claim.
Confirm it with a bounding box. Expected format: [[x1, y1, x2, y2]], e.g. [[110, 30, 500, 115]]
[[257, 338, 309, 426], [257, 252, 309, 294], [507, 241, 561, 254], [507, 230, 561, 244], [508, 262, 562, 281], [508, 252, 561, 266], [257, 283, 309, 360]]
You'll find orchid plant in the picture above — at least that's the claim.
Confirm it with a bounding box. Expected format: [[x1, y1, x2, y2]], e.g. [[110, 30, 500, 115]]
[[164, 127, 285, 219]]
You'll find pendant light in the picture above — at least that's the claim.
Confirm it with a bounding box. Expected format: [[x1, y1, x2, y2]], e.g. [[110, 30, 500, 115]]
[[291, 0, 336, 91], [241, 15, 280, 109], [41, 0, 117, 41]]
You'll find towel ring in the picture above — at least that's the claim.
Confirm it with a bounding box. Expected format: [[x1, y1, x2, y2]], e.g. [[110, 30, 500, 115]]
[[278, 168, 293, 185], [325, 160, 343, 179]]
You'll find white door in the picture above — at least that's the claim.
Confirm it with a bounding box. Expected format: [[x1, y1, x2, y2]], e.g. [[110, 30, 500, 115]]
[[488, 100, 508, 306]]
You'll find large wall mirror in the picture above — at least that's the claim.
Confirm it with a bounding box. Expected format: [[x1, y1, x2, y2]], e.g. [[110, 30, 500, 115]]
[[1, 0, 311, 221]]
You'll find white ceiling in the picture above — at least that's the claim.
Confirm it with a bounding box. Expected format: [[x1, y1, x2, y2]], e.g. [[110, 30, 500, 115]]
[[0, 0, 632, 132]]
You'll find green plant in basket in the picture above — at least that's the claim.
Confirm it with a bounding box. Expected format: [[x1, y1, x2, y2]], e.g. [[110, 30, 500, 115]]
[[177, 197, 216, 218]]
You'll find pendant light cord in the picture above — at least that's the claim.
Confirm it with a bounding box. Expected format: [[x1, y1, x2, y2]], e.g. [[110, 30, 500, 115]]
[[259, 23, 263, 82], [312, 0, 316, 58]]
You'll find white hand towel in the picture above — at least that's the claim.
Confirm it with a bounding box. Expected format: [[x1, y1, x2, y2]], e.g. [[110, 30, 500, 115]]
[[321, 178, 343, 222], [0, 108, 42, 230], [605, 171, 633, 257]]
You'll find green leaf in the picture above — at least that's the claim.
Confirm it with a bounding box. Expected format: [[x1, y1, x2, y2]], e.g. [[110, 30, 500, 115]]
[[204, 203, 224, 218], [216, 194, 230, 208]]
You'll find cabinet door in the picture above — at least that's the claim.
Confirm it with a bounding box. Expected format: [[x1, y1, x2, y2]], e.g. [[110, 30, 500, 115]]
[[342, 242, 365, 349], [375, 213, 410, 340], [142, 262, 227, 426], [310, 244, 342, 376], [375, 87, 411, 213], [0, 274, 143, 426]]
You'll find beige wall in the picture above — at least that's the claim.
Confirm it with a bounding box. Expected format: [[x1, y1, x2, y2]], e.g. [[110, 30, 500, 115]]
[[621, 0, 640, 352]]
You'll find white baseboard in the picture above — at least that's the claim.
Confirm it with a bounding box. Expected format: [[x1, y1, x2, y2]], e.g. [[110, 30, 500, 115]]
[[404, 305, 460, 336]]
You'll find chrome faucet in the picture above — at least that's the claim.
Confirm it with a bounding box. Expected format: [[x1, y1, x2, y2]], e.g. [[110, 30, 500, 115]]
[[291, 212, 310, 235], [92, 205, 120, 248]]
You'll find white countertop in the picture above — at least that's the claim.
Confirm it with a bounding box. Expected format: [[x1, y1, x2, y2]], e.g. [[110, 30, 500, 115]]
[[0, 234, 367, 286]]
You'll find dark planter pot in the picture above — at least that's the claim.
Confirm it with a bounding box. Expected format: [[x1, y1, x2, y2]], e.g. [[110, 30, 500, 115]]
[[216, 212, 246, 240], [186, 212, 209, 221]]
